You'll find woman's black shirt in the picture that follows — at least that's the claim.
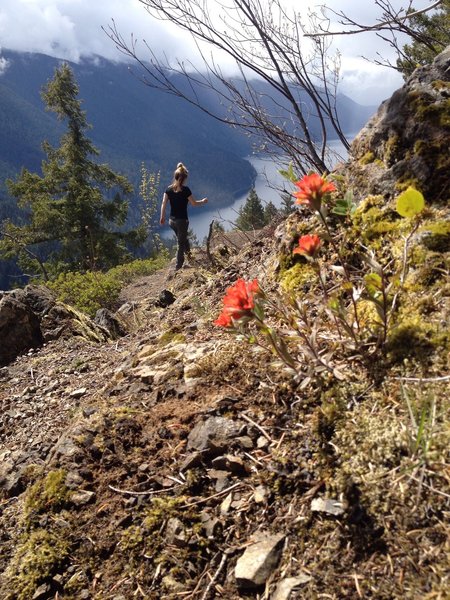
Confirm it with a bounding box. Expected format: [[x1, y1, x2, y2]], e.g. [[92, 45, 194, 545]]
[[165, 185, 192, 220]]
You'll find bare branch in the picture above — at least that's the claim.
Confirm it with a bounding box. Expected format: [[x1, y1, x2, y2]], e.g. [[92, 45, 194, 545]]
[[105, 0, 351, 174], [305, 0, 443, 38]]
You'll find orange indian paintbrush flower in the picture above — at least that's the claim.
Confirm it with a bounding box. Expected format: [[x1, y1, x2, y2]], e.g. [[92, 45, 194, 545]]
[[214, 278, 260, 327], [293, 234, 322, 258], [293, 173, 336, 211]]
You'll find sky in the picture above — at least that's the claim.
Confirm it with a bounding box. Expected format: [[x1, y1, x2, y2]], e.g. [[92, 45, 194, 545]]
[[0, 0, 437, 104]]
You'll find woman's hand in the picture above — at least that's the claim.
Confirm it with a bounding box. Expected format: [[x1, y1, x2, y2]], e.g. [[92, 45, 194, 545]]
[[160, 216, 165, 225], [202, 197, 208, 204]]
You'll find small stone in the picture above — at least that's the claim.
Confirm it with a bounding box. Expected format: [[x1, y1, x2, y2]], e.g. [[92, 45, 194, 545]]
[[235, 531, 285, 589], [200, 512, 222, 538], [32, 583, 51, 600], [272, 575, 312, 600], [256, 436, 269, 449], [211, 454, 249, 476], [179, 451, 203, 471], [155, 289, 176, 308], [65, 471, 84, 489], [254, 485, 269, 504], [165, 517, 188, 547], [82, 406, 97, 418], [69, 387, 87, 398], [207, 468, 230, 492], [237, 436, 254, 449], [220, 492, 233, 516], [71, 490, 96, 506], [187, 416, 243, 454], [311, 497, 345, 516]]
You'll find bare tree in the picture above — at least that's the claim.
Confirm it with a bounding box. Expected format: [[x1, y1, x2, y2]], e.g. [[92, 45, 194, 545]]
[[306, 1, 447, 75], [105, 0, 350, 175]]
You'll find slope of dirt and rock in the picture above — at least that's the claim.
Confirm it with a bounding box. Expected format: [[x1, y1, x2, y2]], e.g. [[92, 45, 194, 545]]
[[0, 51, 449, 600]]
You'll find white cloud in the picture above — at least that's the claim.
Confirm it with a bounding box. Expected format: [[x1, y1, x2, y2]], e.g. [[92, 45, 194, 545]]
[[0, 0, 191, 63], [0, 0, 436, 102], [0, 56, 10, 75]]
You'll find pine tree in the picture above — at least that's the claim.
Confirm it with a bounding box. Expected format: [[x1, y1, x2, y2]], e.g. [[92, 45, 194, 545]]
[[397, 0, 450, 78], [263, 201, 280, 225], [0, 63, 139, 278], [279, 192, 295, 216], [235, 188, 266, 231]]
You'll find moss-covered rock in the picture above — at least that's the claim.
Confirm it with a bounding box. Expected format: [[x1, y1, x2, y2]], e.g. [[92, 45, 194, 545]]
[[337, 46, 450, 205], [4, 529, 70, 600]]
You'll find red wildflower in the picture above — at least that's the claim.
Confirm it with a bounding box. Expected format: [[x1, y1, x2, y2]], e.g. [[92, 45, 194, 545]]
[[214, 278, 260, 327], [293, 173, 336, 211], [293, 234, 322, 258], [214, 311, 233, 327]]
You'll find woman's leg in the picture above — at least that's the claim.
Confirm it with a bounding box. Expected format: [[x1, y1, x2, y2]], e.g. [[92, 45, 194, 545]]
[[169, 219, 189, 270]]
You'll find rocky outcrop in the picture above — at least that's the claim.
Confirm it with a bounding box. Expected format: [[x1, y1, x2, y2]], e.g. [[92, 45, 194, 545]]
[[0, 285, 116, 366], [339, 46, 450, 204], [0, 290, 43, 366]]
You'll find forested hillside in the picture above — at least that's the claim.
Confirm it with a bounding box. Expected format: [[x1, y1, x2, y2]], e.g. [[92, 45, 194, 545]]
[[0, 50, 376, 289], [0, 50, 256, 217]]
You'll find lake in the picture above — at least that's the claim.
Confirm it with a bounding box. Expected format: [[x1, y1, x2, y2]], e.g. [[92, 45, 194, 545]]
[[166, 138, 350, 242]]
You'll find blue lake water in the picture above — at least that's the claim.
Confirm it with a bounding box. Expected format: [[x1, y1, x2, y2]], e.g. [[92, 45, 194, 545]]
[[167, 138, 349, 242]]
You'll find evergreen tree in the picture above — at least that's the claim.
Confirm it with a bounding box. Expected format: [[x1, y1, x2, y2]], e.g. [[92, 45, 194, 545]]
[[0, 63, 139, 278], [235, 188, 266, 231], [397, 0, 450, 78], [279, 192, 295, 216], [263, 201, 280, 225]]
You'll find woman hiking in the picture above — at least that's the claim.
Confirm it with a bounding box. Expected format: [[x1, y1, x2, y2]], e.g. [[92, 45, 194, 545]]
[[160, 162, 208, 272]]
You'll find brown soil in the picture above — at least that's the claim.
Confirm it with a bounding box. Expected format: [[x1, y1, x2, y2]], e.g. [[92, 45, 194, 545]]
[[0, 235, 448, 600]]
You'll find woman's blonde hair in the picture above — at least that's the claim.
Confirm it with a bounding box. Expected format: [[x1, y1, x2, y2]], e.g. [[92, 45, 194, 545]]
[[171, 162, 189, 191]]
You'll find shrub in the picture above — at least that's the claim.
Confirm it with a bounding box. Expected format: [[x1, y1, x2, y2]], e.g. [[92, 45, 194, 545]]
[[47, 256, 168, 316]]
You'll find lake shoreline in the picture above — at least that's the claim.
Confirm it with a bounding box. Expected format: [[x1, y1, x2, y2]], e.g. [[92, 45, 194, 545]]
[[162, 137, 351, 242]]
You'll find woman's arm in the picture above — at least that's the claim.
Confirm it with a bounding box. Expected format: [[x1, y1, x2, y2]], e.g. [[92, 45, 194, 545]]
[[160, 193, 169, 224], [188, 195, 208, 207]]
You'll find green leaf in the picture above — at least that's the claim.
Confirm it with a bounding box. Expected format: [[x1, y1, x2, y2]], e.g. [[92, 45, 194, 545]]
[[332, 190, 356, 216], [396, 187, 425, 218], [278, 162, 297, 183], [364, 272, 383, 297]]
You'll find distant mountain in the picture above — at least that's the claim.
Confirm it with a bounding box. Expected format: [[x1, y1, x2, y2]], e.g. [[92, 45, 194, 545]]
[[0, 50, 256, 217], [0, 50, 376, 288], [0, 51, 376, 214]]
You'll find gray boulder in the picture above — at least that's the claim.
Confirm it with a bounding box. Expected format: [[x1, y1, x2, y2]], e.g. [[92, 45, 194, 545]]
[[339, 46, 450, 204], [0, 291, 43, 366], [94, 308, 127, 339]]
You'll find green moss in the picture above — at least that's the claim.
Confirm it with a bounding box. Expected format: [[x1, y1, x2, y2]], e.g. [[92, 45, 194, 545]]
[[408, 252, 447, 288], [333, 404, 408, 510], [24, 470, 68, 524], [413, 137, 450, 173], [386, 318, 436, 364], [4, 529, 70, 600], [356, 299, 383, 332], [143, 496, 186, 531], [359, 151, 375, 165], [420, 221, 450, 252], [158, 331, 187, 347], [415, 97, 450, 127], [120, 525, 144, 554], [415, 294, 439, 315], [384, 134, 400, 164], [394, 178, 422, 193], [351, 195, 403, 250], [280, 262, 317, 293], [431, 80, 450, 91]]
